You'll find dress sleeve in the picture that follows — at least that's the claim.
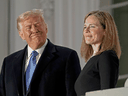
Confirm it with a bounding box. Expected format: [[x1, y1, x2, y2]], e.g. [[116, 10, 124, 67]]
[[98, 50, 119, 89]]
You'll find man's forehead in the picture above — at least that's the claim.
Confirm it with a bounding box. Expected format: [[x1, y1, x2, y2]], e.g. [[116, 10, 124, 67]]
[[23, 16, 42, 24]]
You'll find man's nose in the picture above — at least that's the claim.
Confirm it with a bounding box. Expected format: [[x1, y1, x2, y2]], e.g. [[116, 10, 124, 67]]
[[31, 25, 37, 32]]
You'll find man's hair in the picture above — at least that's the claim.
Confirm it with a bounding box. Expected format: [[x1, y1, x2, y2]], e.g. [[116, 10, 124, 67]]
[[81, 10, 121, 62], [17, 9, 45, 31]]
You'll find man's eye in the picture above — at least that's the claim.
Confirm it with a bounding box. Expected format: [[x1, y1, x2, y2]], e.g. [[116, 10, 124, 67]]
[[26, 26, 31, 30], [35, 23, 40, 27]]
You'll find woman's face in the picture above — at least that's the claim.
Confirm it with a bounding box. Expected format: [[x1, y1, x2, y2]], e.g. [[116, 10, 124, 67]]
[[83, 15, 105, 46]]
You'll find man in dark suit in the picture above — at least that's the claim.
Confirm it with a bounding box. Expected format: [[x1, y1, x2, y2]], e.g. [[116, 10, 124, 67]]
[[0, 9, 81, 96]]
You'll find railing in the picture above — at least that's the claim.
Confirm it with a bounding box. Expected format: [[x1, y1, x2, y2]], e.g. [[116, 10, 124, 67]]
[[119, 74, 128, 80]]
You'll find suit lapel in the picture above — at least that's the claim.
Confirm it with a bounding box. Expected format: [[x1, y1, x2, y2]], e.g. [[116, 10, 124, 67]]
[[12, 46, 27, 96], [26, 40, 57, 94], [11, 40, 57, 95]]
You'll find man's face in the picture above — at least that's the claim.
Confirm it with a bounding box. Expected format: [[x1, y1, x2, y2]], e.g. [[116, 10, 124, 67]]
[[19, 16, 47, 50]]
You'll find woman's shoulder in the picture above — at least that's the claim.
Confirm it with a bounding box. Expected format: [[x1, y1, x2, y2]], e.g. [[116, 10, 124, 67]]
[[91, 50, 117, 61], [98, 50, 119, 64], [100, 50, 117, 58]]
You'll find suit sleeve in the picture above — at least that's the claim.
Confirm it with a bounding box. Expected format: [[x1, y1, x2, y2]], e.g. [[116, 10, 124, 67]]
[[65, 50, 81, 96], [0, 59, 6, 96], [98, 51, 119, 89]]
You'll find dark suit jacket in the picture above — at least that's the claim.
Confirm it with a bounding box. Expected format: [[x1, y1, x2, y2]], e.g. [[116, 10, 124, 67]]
[[0, 39, 81, 96], [75, 50, 119, 96]]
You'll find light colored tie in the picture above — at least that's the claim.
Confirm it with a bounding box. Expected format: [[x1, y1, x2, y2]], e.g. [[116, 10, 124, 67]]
[[26, 51, 38, 91]]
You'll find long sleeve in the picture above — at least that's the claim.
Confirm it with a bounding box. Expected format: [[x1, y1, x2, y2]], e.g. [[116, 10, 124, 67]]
[[99, 50, 119, 89]]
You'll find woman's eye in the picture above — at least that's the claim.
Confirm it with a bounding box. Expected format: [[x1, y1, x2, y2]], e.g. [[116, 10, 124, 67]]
[[90, 25, 95, 28], [84, 27, 87, 29]]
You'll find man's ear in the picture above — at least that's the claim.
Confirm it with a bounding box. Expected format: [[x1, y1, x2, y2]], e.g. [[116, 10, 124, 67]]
[[46, 27, 48, 33], [45, 23, 48, 34], [19, 31, 25, 40], [103, 29, 106, 36]]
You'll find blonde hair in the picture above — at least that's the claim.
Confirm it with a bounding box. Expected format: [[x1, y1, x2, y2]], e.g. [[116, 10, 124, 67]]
[[17, 9, 46, 31], [81, 10, 121, 62]]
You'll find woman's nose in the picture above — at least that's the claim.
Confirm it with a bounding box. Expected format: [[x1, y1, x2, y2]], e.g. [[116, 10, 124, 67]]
[[84, 27, 89, 33]]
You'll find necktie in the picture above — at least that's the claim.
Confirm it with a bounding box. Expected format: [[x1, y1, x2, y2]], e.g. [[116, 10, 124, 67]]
[[26, 51, 38, 91]]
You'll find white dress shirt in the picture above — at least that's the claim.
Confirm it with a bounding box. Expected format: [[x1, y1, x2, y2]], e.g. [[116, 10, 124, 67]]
[[25, 39, 48, 71]]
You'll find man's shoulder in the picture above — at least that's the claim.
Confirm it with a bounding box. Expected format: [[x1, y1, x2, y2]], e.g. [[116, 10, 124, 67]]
[[55, 45, 76, 52], [47, 39, 76, 53], [5, 47, 26, 60], [5, 50, 22, 59]]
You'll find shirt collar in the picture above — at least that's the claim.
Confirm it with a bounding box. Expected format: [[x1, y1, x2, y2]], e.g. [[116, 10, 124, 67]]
[[27, 39, 48, 57]]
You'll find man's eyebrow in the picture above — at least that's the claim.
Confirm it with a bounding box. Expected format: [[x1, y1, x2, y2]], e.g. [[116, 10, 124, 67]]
[[34, 22, 39, 24]]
